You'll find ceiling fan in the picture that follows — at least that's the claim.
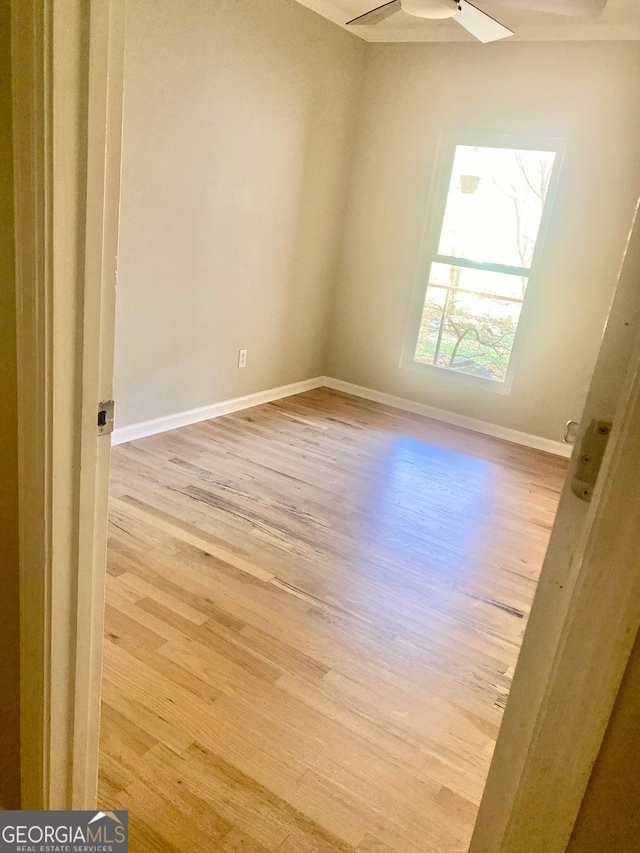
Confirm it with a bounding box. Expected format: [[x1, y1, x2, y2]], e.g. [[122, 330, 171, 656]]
[[347, 0, 608, 43]]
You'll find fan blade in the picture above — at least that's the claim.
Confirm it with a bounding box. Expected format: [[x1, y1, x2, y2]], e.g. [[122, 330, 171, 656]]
[[347, 0, 402, 25], [490, 0, 607, 16], [454, 0, 514, 41]]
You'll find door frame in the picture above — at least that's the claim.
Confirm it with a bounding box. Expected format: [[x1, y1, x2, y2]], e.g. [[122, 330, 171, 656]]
[[11, 2, 640, 846], [11, 0, 126, 809]]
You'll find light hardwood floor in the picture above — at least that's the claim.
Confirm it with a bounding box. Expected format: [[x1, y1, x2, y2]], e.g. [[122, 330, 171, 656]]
[[99, 388, 567, 852]]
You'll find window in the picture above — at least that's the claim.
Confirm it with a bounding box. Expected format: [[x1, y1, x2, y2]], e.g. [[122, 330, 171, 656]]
[[402, 135, 563, 393]]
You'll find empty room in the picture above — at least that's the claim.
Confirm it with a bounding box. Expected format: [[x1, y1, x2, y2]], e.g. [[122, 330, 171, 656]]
[[95, 0, 640, 850]]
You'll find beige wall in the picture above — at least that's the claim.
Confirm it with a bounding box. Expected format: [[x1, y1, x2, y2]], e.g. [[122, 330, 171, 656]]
[[327, 41, 640, 441], [116, 12, 640, 444], [114, 0, 364, 428], [568, 630, 640, 852], [0, 0, 21, 810]]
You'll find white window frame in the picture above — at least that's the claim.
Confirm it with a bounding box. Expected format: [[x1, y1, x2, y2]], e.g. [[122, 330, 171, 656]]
[[401, 132, 566, 395]]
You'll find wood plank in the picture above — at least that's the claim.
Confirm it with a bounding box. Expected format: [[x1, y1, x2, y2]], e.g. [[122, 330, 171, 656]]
[[100, 389, 567, 851]]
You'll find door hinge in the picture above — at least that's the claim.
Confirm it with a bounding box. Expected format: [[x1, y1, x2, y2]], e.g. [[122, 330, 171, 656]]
[[97, 400, 115, 436], [572, 419, 612, 502]]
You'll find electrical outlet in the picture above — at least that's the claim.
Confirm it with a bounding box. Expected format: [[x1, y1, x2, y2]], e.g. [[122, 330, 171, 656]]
[[238, 349, 247, 369]]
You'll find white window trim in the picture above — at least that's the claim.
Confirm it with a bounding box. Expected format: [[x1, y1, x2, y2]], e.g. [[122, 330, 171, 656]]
[[400, 132, 567, 395]]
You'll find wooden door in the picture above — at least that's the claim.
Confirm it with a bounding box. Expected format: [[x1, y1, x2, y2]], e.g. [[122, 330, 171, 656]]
[[471, 206, 640, 851]]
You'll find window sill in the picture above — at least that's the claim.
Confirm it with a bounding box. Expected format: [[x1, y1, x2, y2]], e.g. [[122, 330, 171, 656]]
[[400, 357, 514, 396]]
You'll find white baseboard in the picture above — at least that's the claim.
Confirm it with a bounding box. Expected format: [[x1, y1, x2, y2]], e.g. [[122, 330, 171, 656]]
[[111, 376, 326, 445], [113, 373, 572, 458], [323, 377, 572, 458]]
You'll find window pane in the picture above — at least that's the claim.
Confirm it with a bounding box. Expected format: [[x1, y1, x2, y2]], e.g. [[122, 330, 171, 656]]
[[414, 284, 522, 383], [429, 262, 527, 301], [414, 286, 447, 367], [437, 145, 556, 268]]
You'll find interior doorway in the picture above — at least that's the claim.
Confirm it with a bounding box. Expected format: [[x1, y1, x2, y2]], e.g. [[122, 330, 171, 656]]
[[11, 5, 640, 853]]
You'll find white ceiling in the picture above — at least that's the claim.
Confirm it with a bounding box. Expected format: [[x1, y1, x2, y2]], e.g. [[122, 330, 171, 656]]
[[293, 0, 640, 41]]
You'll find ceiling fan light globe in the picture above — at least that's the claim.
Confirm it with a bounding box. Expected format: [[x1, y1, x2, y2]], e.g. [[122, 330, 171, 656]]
[[400, 0, 458, 19]]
